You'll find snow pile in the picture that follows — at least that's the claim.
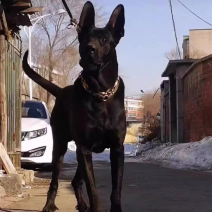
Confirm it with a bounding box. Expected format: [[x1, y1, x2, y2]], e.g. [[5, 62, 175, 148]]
[[137, 142, 153, 153], [138, 137, 212, 170]]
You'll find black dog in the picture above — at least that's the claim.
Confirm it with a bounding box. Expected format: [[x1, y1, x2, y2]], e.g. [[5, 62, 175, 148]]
[[22, 1, 126, 212]]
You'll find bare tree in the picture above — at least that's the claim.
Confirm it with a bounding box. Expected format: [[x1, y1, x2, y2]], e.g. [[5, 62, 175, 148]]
[[22, 0, 105, 111], [142, 89, 161, 116], [165, 46, 204, 60], [138, 89, 161, 139], [139, 114, 160, 142], [165, 47, 182, 60]]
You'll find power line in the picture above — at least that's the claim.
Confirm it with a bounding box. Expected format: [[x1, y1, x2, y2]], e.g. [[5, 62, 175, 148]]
[[177, 0, 212, 27], [169, 0, 181, 59]]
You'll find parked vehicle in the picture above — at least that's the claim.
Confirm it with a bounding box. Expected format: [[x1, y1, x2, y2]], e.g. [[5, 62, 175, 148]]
[[124, 143, 138, 156], [21, 100, 53, 167], [138, 135, 146, 143], [68, 141, 77, 151]]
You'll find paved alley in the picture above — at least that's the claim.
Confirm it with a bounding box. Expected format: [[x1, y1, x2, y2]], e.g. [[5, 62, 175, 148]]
[[1, 157, 212, 212]]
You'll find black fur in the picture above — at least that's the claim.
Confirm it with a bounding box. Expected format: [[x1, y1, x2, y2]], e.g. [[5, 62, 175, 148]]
[[22, 2, 126, 212]]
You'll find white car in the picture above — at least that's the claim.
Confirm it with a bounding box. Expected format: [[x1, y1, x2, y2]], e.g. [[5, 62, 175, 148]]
[[21, 100, 53, 166], [124, 143, 138, 157], [68, 141, 77, 151]]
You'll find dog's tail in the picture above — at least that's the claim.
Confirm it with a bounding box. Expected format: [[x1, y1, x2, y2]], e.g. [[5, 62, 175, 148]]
[[22, 50, 61, 97]]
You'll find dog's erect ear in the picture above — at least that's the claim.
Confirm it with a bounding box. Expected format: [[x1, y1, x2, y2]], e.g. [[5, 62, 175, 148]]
[[106, 4, 125, 45], [77, 1, 95, 34]]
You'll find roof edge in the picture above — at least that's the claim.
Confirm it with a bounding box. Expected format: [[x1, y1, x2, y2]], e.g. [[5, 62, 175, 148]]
[[182, 54, 212, 79], [161, 59, 196, 77]]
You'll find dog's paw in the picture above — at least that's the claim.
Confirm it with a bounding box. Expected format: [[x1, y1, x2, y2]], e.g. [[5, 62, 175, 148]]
[[110, 205, 122, 212], [75, 204, 90, 212], [42, 203, 59, 212], [110, 209, 122, 212]]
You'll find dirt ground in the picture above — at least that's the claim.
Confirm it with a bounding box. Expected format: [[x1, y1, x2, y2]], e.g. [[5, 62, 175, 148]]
[[1, 160, 212, 212]]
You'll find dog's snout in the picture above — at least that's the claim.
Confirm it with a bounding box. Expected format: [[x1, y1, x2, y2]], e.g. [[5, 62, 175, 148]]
[[87, 44, 96, 55]]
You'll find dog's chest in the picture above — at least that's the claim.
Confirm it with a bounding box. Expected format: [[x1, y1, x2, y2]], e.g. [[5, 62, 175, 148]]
[[72, 98, 123, 151], [77, 100, 115, 129], [73, 97, 123, 138]]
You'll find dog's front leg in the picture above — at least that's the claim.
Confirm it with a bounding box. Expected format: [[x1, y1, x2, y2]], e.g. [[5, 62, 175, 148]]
[[43, 136, 67, 212], [110, 144, 124, 212], [72, 165, 89, 212], [77, 146, 101, 212]]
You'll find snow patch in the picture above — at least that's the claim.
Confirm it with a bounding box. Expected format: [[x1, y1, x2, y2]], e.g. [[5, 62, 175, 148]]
[[65, 143, 139, 162], [138, 137, 212, 170]]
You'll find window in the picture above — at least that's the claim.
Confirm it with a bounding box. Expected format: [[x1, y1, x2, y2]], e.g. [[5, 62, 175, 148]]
[[128, 113, 136, 117], [22, 102, 47, 119], [128, 107, 136, 111], [129, 102, 136, 105]]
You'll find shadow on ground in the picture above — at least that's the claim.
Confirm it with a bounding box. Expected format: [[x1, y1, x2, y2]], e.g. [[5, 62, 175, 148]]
[[20, 151, 212, 212]]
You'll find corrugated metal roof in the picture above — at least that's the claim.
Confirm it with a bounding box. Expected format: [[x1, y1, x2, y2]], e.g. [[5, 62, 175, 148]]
[[1, 0, 42, 30]]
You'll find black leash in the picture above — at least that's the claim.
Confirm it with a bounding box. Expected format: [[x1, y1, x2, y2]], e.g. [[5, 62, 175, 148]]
[[61, 0, 78, 28]]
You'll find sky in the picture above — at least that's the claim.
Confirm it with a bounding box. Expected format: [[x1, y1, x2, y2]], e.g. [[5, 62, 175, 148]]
[[94, 0, 212, 96], [22, 0, 212, 97]]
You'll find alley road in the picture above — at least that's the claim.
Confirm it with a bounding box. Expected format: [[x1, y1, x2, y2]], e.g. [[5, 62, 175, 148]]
[[1, 151, 212, 212]]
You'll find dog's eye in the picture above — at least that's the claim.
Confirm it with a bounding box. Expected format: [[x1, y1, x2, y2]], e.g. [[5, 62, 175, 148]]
[[101, 38, 107, 43]]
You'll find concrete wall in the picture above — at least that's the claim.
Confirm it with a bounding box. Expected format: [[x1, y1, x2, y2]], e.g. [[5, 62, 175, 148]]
[[189, 29, 212, 59], [124, 134, 137, 143], [165, 93, 169, 142], [124, 122, 142, 143], [161, 63, 194, 143], [127, 122, 141, 136], [175, 65, 192, 143], [183, 55, 212, 142], [160, 81, 169, 143], [169, 75, 177, 143], [160, 88, 164, 143]]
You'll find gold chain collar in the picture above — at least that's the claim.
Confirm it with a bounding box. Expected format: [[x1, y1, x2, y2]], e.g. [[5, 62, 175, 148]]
[[79, 74, 120, 102]]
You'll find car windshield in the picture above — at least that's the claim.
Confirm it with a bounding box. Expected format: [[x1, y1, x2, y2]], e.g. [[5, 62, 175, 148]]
[[22, 101, 47, 119]]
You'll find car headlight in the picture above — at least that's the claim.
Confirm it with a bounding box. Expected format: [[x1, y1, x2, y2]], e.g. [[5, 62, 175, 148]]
[[29, 147, 46, 157], [22, 128, 47, 141], [22, 146, 46, 158]]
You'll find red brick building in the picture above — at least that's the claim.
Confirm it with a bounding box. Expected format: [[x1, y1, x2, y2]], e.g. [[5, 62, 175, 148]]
[[183, 55, 212, 142], [160, 55, 212, 143]]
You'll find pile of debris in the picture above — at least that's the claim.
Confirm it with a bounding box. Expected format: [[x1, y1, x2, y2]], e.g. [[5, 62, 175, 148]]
[[0, 168, 35, 198]]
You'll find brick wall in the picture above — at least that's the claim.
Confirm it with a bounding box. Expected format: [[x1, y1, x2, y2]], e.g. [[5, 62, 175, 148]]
[[183, 56, 212, 142]]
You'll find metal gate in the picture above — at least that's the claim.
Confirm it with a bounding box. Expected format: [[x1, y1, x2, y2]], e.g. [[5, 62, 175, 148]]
[[5, 33, 22, 167]]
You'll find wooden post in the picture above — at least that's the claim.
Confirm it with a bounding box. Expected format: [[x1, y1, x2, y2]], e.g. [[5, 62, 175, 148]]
[[0, 143, 17, 174], [0, 13, 7, 151]]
